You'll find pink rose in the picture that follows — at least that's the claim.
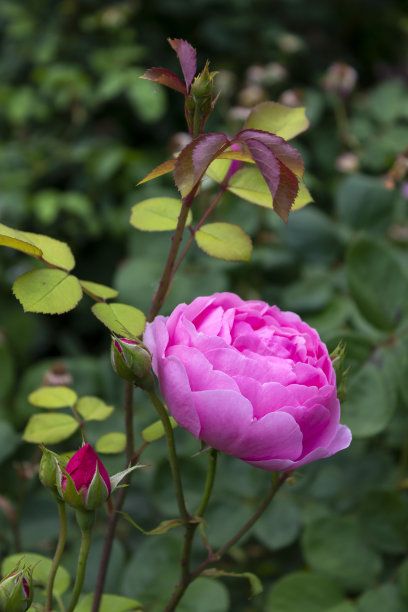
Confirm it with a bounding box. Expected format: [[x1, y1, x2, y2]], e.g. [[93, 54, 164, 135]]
[[144, 293, 351, 471]]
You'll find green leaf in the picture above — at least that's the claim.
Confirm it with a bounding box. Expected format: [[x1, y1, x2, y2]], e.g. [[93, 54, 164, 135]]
[[28, 385, 77, 409], [96, 432, 126, 454], [302, 516, 382, 591], [253, 495, 301, 550], [357, 585, 407, 612], [177, 577, 230, 612], [195, 222, 252, 262], [0, 223, 42, 257], [266, 571, 347, 612], [22, 413, 79, 444], [120, 512, 184, 535], [244, 102, 310, 140], [130, 197, 192, 231], [1, 553, 70, 595], [13, 269, 82, 314], [202, 568, 263, 598], [358, 491, 408, 554], [23, 231, 75, 270], [91, 302, 146, 339], [80, 280, 119, 301], [74, 593, 143, 612], [347, 237, 408, 331], [341, 349, 397, 437], [142, 416, 177, 443], [76, 396, 114, 421], [0, 421, 19, 463]]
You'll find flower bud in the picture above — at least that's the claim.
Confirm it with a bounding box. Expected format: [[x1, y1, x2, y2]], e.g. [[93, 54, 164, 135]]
[[0, 568, 33, 612], [111, 338, 154, 390], [185, 60, 218, 136], [57, 444, 111, 511], [39, 447, 62, 497]]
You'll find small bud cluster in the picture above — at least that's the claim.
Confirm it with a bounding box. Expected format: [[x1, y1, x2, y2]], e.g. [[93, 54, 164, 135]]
[[111, 337, 154, 390]]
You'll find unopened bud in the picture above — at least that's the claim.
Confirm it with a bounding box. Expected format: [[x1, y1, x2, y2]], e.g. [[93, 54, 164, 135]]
[[111, 338, 154, 389], [185, 60, 218, 136], [39, 448, 63, 499], [0, 567, 33, 612]]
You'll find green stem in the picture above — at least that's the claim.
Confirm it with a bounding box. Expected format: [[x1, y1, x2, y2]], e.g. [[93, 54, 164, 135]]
[[148, 390, 189, 524], [45, 501, 67, 612], [147, 192, 196, 322], [66, 526, 93, 612], [195, 448, 218, 517], [164, 471, 290, 611]]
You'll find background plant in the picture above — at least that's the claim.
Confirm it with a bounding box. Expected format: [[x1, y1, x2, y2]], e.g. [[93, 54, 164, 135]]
[[1, 2, 408, 611]]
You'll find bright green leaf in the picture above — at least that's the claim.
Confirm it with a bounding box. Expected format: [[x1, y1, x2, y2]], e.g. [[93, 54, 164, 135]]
[[244, 102, 310, 140], [2, 553, 70, 595], [96, 432, 126, 453], [80, 280, 119, 301], [23, 231, 75, 270], [13, 269, 82, 314], [28, 386, 77, 409], [0, 223, 42, 257], [91, 302, 146, 339], [195, 222, 252, 262], [72, 593, 143, 612], [142, 416, 177, 443], [130, 197, 192, 231], [76, 396, 114, 421], [22, 413, 79, 444]]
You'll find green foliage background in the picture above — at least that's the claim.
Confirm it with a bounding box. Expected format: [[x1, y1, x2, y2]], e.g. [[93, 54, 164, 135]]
[[1, 1, 408, 610]]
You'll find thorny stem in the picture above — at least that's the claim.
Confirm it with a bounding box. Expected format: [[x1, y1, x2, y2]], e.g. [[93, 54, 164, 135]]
[[148, 390, 189, 524], [147, 191, 196, 322], [45, 501, 67, 612], [91, 381, 136, 612], [164, 471, 291, 611]]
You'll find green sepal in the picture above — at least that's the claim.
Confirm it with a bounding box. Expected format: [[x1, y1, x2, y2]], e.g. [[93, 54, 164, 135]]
[[84, 464, 110, 510], [56, 463, 84, 510], [109, 464, 145, 493]]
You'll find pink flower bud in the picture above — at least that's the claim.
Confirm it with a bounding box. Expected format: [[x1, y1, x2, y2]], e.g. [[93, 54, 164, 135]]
[[60, 444, 111, 510], [0, 568, 33, 612]]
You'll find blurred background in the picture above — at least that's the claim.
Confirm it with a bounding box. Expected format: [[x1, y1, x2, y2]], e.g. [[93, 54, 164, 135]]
[[1, 1, 408, 610]]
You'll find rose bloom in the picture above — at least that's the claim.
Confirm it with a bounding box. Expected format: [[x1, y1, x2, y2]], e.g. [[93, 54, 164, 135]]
[[144, 293, 351, 471]]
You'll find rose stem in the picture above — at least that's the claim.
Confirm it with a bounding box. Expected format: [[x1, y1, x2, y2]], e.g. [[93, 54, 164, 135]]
[[177, 448, 219, 591], [147, 190, 196, 323], [164, 471, 291, 611], [66, 525, 93, 612], [172, 184, 228, 279], [45, 500, 67, 612], [148, 390, 189, 524], [91, 381, 136, 612]]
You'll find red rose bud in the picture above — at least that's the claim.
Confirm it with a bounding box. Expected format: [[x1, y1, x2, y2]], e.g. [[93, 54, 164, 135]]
[[111, 338, 154, 390], [0, 568, 33, 612], [58, 444, 111, 510]]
